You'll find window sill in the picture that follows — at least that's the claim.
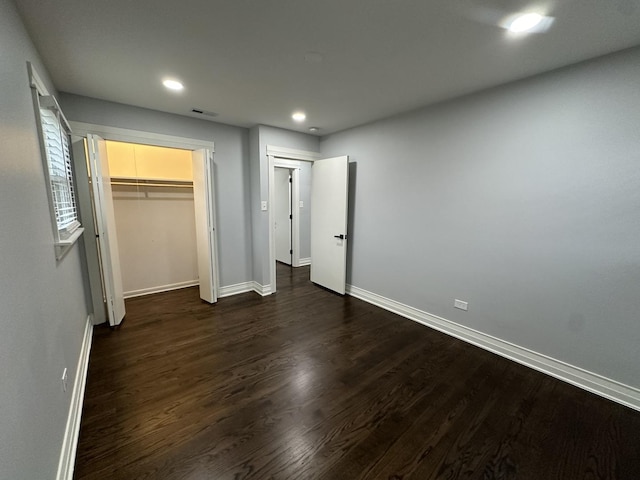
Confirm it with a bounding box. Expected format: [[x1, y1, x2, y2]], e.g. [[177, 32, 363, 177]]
[[55, 227, 84, 261]]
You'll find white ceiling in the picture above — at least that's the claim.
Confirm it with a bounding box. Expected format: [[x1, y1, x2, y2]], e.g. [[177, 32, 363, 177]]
[[14, 0, 640, 135]]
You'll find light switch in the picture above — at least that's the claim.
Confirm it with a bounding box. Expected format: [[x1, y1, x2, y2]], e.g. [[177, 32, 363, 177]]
[[261, 201, 268, 211]]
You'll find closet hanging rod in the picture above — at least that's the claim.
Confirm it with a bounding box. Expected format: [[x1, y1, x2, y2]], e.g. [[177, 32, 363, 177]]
[[110, 180, 193, 188]]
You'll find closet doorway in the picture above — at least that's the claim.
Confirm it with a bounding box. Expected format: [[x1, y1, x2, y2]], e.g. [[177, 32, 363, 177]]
[[106, 141, 201, 297], [78, 126, 218, 327]]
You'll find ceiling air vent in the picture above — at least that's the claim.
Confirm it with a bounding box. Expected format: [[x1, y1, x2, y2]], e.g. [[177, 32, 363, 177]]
[[191, 108, 218, 118]]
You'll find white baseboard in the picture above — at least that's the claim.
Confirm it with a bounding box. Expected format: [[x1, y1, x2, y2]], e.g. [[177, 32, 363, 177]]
[[216, 281, 273, 298], [298, 257, 311, 266], [253, 282, 272, 296], [218, 281, 255, 298], [56, 315, 93, 480], [124, 280, 199, 299], [346, 284, 640, 412]]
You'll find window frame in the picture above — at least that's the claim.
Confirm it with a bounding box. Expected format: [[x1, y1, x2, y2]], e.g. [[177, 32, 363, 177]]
[[28, 63, 84, 260]]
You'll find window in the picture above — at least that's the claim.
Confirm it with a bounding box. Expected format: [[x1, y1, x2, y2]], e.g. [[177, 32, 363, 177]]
[[28, 63, 83, 258]]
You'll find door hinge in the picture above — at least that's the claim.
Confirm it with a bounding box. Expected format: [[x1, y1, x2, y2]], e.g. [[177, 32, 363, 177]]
[[289, 177, 292, 183], [290, 249, 293, 254], [289, 214, 292, 219]]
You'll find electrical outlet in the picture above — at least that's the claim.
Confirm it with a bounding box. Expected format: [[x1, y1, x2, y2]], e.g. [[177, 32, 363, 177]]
[[454, 299, 468, 311], [299, 200, 304, 208], [261, 201, 268, 211], [61, 368, 68, 392]]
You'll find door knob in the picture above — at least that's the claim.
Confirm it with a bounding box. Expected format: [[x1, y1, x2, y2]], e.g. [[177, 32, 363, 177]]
[[334, 234, 346, 240]]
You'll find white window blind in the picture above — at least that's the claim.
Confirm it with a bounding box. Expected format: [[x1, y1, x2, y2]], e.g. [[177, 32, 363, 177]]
[[39, 103, 80, 234], [28, 63, 83, 259]]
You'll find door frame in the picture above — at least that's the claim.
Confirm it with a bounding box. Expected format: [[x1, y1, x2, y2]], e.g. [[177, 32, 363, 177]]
[[266, 145, 322, 294], [71, 122, 218, 323]]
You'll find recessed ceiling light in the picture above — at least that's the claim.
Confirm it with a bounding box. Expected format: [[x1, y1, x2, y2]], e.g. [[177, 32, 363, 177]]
[[508, 13, 542, 32], [162, 79, 184, 91], [505, 12, 552, 33], [309, 127, 320, 133], [292, 112, 306, 122]]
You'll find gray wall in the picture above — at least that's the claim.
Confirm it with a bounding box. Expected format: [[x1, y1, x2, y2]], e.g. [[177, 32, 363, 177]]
[[0, 0, 91, 477], [298, 161, 312, 260], [59, 94, 253, 288], [250, 125, 319, 285], [320, 47, 640, 389], [112, 186, 199, 295]]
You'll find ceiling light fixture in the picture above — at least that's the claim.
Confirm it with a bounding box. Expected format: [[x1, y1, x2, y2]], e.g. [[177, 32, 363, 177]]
[[505, 12, 553, 33], [309, 127, 320, 133], [292, 111, 306, 122], [508, 13, 543, 32], [162, 79, 184, 91]]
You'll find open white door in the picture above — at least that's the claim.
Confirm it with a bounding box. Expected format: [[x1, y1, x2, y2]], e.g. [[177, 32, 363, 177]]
[[274, 168, 292, 265], [192, 149, 218, 304], [87, 134, 126, 327], [310, 156, 349, 294]]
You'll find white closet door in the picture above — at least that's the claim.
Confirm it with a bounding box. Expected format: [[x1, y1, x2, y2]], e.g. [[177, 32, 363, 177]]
[[310, 156, 349, 294], [192, 149, 217, 304], [87, 134, 126, 326]]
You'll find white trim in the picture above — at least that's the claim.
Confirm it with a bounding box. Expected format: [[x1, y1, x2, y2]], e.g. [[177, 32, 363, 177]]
[[298, 257, 311, 266], [69, 122, 214, 151], [124, 280, 199, 299], [56, 315, 93, 480], [268, 155, 276, 291], [55, 228, 85, 261], [253, 282, 273, 296], [28, 62, 49, 95], [273, 158, 304, 169], [218, 282, 255, 298], [219, 281, 272, 297], [291, 169, 301, 267], [266, 144, 322, 161], [346, 284, 640, 412]]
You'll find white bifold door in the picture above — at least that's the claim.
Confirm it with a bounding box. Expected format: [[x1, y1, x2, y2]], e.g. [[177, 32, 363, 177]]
[[87, 134, 126, 327], [310, 156, 349, 294], [192, 148, 218, 304]]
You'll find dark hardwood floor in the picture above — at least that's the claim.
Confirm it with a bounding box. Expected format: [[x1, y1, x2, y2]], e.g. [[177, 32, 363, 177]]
[[74, 264, 640, 479]]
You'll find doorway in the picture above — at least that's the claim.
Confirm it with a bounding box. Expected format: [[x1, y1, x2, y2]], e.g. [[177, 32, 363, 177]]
[[274, 167, 293, 265], [267, 146, 349, 295]]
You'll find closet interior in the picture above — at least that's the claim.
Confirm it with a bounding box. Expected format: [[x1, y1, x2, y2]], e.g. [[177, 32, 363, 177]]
[[105, 141, 199, 298]]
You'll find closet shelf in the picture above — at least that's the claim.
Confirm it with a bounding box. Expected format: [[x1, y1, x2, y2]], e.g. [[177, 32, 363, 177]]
[[110, 177, 193, 188]]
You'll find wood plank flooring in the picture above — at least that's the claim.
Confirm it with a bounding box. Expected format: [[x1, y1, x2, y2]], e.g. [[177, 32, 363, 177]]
[[74, 264, 640, 479]]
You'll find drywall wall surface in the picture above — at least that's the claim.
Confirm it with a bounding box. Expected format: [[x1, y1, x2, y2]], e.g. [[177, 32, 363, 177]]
[[111, 187, 198, 295], [320, 47, 640, 389], [253, 125, 319, 286], [0, 0, 91, 477], [59, 93, 253, 288], [248, 126, 263, 285], [298, 161, 312, 260]]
